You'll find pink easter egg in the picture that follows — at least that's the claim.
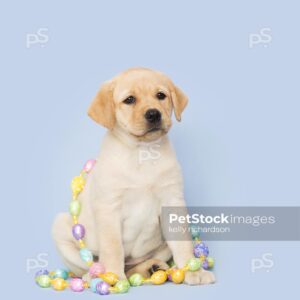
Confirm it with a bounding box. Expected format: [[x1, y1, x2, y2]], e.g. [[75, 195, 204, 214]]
[[89, 262, 105, 278], [83, 159, 96, 173], [70, 278, 85, 292]]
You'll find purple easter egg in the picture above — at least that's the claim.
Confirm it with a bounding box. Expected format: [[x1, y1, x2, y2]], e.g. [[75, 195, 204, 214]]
[[194, 245, 209, 258], [198, 242, 206, 248], [194, 246, 205, 257], [96, 281, 110, 295], [70, 278, 85, 292], [35, 269, 49, 277], [203, 246, 209, 256], [202, 260, 209, 270], [72, 224, 85, 240], [194, 242, 209, 255]]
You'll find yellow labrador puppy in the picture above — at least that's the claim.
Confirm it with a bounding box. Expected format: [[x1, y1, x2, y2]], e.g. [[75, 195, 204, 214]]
[[52, 68, 215, 285]]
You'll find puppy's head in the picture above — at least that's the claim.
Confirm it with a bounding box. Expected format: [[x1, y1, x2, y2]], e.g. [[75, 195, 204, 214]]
[[88, 68, 188, 141]]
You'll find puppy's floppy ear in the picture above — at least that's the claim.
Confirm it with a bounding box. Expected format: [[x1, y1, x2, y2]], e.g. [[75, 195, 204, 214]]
[[88, 80, 116, 129], [171, 85, 188, 122]]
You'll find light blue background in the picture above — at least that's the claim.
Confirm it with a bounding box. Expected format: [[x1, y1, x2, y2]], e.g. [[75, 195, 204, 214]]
[[1, 0, 299, 299]]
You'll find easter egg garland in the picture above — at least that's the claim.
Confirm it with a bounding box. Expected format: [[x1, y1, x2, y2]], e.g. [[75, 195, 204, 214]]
[[35, 159, 214, 295]]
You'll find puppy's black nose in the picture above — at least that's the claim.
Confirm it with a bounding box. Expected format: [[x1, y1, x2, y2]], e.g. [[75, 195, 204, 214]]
[[145, 109, 161, 123]]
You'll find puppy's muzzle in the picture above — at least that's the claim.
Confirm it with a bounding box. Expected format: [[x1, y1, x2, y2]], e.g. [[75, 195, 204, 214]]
[[145, 109, 161, 124]]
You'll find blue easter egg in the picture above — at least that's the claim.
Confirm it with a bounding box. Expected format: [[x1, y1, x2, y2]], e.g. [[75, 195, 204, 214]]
[[53, 268, 69, 280], [80, 248, 93, 263], [90, 278, 103, 292]]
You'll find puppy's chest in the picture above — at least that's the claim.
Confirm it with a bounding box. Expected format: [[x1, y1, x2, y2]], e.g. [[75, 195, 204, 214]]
[[121, 146, 174, 186], [121, 189, 161, 243]]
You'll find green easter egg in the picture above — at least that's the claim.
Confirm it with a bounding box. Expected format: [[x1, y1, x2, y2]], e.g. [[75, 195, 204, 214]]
[[69, 201, 81, 216], [129, 273, 144, 286], [115, 280, 130, 293], [37, 275, 51, 288], [187, 258, 201, 271]]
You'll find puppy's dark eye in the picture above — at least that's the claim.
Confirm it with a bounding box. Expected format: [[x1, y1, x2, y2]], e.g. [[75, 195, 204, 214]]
[[156, 92, 166, 100], [123, 96, 136, 104]]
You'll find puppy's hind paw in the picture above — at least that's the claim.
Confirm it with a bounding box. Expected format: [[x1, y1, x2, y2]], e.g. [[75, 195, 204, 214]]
[[148, 260, 169, 275], [184, 270, 216, 285], [126, 259, 169, 278]]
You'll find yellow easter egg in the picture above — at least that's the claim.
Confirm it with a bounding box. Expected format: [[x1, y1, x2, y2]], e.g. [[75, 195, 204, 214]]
[[71, 176, 85, 198], [52, 278, 67, 291], [150, 270, 167, 285], [171, 269, 185, 284], [100, 272, 119, 285]]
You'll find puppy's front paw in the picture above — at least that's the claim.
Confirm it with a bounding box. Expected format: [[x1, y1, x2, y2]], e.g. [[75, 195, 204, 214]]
[[184, 270, 216, 285]]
